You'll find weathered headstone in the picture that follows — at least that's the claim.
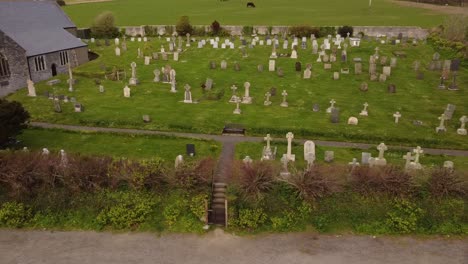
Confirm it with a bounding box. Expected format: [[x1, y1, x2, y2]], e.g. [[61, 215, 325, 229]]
[[387, 84, 396, 93], [330, 107, 340, 123]]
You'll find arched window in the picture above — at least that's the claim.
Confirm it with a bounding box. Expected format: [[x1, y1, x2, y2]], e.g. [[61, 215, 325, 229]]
[[0, 53, 10, 78]]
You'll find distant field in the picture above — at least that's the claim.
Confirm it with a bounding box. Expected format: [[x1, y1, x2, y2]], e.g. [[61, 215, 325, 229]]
[[62, 0, 449, 28]]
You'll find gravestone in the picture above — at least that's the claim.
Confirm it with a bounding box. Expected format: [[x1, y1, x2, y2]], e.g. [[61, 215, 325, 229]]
[[221, 60, 227, 70], [205, 78, 213, 90], [257, 64, 264, 72], [277, 68, 284, 77], [333, 72, 339, 80], [312, 104, 320, 112], [347, 117, 358, 125], [361, 152, 371, 165], [354, 63, 362, 75], [330, 107, 340, 123], [387, 84, 396, 93], [54, 99, 62, 113], [450, 59, 460, 72], [74, 103, 83, 112], [153, 69, 160, 82], [383, 66, 391, 76], [443, 104, 456, 120], [324, 151, 334, 162], [209, 61, 216, 69], [390, 57, 397, 68], [152, 53, 159, 60], [142, 115, 151, 123], [324, 63, 332, 70], [295, 62, 301, 72], [269, 60, 276, 71], [379, 74, 387, 82], [234, 63, 240, 71], [186, 144, 196, 156], [360, 82, 368, 92], [303, 68, 312, 79], [270, 87, 277, 96]]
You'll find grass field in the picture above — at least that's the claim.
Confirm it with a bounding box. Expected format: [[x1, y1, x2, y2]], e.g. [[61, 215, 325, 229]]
[[62, 0, 449, 27], [7, 37, 468, 149], [16, 128, 221, 161]]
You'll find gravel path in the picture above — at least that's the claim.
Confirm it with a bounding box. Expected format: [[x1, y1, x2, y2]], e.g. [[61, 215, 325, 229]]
[[0, 229, 466, 264], [30, 122, 468, 157]]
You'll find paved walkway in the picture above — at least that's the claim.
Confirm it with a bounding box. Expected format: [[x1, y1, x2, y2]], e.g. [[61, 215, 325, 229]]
[[30, 122, 468, 157], [0, 229, 466, 264]]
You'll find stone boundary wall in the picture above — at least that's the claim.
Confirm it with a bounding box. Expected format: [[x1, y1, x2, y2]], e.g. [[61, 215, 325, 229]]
[[117, 25, 429, 39]]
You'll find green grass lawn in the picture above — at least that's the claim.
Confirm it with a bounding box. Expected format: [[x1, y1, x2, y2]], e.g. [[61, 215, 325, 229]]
[[62, 0, 449, 27], [16, 128, 221, 161], [7, 37, 468, 149], [235, 141, 468, 170]]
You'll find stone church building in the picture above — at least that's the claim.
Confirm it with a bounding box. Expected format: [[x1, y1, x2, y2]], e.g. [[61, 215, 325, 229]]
[[0, 0, 89, 97]]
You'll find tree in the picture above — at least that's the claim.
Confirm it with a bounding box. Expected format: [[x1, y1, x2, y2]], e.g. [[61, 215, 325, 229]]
[[442, 15, 468, 42], [211, 20, 221, 35], [0, 99, 29, 146], [176, 16, 193, 36], [90, 11, 119, 38]]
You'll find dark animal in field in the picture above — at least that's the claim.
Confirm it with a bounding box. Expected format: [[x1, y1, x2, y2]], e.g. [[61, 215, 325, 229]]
[[247, 2, 256, 8]]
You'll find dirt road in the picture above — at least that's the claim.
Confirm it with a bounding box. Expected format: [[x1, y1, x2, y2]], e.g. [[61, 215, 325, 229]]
[[0, 229, 466, 264]]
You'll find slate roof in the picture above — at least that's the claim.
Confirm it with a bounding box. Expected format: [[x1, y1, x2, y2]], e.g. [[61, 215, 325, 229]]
[[0, 0, 87, 57]]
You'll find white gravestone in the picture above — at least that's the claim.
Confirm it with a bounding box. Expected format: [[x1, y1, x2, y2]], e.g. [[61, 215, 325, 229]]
[[304, 140, 316, 167], [129, 62, 138, 85], [27, 79, 36, 97], [457, 116, 467, 135], [393, 111, 401, 123], [282, 132, 295, 162], [280, 90, 288, 107], [183, 84, 192, 103], [242, 82, 252, 104], [123, 85, 131, 97], [326, 99, 336, 113], [115, 47, 121, 56], [359, 102, 369, 116], [269, 60, 276, 71], [369, 143, 388, 166]]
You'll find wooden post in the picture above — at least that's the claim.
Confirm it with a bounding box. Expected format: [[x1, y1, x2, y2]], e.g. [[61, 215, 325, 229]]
[[224, 199, 228, 227], [204, 199, 208, 225]]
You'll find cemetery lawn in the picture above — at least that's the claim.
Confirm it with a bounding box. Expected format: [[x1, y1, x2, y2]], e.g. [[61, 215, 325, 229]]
[[235, 142, 468, 170], [61, 0, 449, 28], [17, 128, 221, 160], [8, 38, 468, 150]]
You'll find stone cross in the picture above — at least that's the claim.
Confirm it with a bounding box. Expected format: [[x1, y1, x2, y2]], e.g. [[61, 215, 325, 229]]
[[264, 134, 272, 151], [233, 96, 241, 114], [68, 63, 73, 92], [186, 33, 191, 47], [393, 111, 401, 123], [459, 116, 467, 130], [362, 102, 368, 112], [348, 158, 360, 168], [183, 84, 192, 103], [60, 149, 68, 167], [264, 92, 272, 105], [243, 156, 253, 165], [130, 62, 136, 78], [377, 143, 387, 159], [413, 146, 423, 164], [436, 113, 447, 132], [242, 82, 252, 104], [403, 152, 414, 169], [330, 99, 336, 108], [230, 85, 238, 97], [281, 90, 288, 104], [285, 132, 294, 161], [280, 156, 290, 177]]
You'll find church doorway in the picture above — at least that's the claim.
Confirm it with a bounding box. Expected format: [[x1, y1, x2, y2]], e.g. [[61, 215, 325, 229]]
[[51, 63, 57, 76]]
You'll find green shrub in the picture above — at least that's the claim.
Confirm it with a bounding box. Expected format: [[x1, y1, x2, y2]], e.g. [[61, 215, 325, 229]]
[[96, 191, 157, 229], [385, 199, 423, 234], [238, 208, 267, 229], [337, 25, 353, 38], [319, 26, 336, 37], [162, 195, 187, 228], [242, 26, 254, 35], [190, 194, 208, 222], [211, 20, 221, 35], [90, 11, 119, 38], [289, 25, 320, 38], [192, 26, 206, 36], [176, 16, 193, 36], [0, 202, 31, 228], [56, 0, 66, 6]]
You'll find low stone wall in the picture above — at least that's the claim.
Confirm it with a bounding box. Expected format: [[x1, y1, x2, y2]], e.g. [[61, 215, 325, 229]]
[[118, 25, 429, 39]]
